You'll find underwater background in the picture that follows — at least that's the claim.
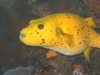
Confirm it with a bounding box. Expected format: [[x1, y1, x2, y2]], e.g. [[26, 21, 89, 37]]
[[0, 0, 100, 75]]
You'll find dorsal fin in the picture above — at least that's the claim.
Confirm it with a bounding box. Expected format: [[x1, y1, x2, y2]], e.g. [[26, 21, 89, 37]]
[[85, 17, 98, 28]]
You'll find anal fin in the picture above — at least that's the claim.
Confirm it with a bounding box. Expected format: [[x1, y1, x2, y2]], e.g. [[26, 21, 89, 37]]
[[84, 47, 93, 62]]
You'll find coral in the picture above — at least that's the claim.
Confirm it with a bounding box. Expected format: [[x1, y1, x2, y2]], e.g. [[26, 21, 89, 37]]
[[3, 66, 34, 75], [46, 50, 57, 58], [73, 68, 83, 75], [73, 64, 83, 75]]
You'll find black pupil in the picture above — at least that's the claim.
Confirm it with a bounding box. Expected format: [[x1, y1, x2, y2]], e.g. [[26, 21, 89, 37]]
[[38, 24, 44, 29]]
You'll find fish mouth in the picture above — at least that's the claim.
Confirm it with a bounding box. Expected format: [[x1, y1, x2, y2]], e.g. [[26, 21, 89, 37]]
[[19, 33, 26, 40]]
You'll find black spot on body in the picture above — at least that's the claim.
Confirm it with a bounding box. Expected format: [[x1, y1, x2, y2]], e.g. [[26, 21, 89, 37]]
[[81, 26, 85, 30], [73, 17, 75, 19], [37, 32, 39, 34], [61, 38, 62, 40], [53, 15, 56, 17], [68, 17, 70, 18], [76, 32, 79, 35], [40, 43, 42, 45], [30, 33, 32, 35], [82, 40, 84, 42], [66, 14, 68, 16], [86, 21, 88, 23], [78, 29, 80, 31], [88, 30, 89, 32], [50, 30, 52, 32], [85, 36, 87, 39], [42, 39, 45, 41], [31, 26, 33, 28], [60, 43, 64, 46], [79, 42, 81, 44], [35, 29, 40, 35], [50, 16, 52, 19], [64, 46, 66, 48], [83, 41, 86, 45], [87, 37, 89, 39], [35, 30, 37, 32], [42, 41, 45, 43], [42, 39, 45, 43], [58, 42, 60, 43]]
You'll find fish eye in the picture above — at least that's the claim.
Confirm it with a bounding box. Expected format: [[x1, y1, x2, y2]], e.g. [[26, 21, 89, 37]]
[[38, 24, 44, 29]]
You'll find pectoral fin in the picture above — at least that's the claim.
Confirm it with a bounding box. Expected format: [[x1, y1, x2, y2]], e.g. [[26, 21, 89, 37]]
[[58, 27, 75, 48], [84, 47, 93, 62]]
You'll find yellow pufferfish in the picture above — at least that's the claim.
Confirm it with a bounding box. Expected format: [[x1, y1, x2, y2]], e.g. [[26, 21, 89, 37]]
[[19, 13, 100, 62]]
